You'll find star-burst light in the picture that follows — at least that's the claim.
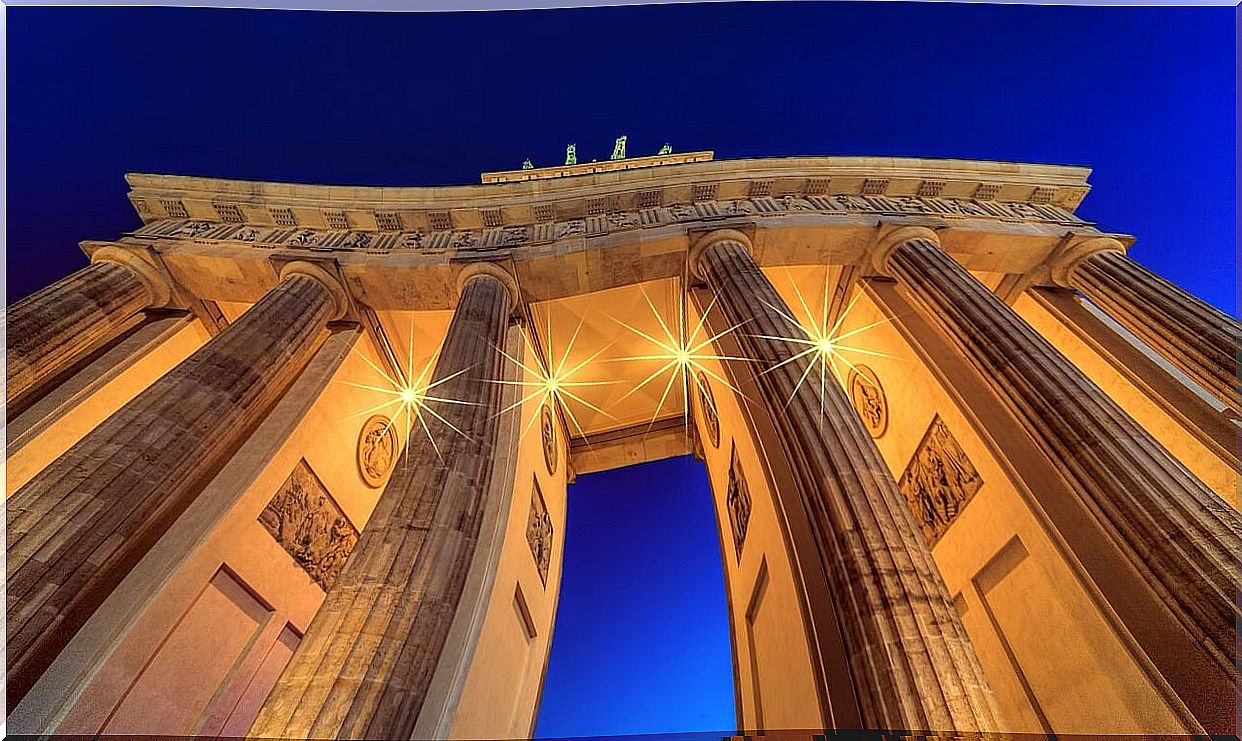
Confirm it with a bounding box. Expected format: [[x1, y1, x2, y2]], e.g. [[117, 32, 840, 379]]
[[340, 318, 478, 460], [754, 268, 895, 423], [492, 310, 618, 441], [615, 287, 749, 431]]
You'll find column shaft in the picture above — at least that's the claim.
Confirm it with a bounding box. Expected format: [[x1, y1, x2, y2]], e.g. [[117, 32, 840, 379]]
[[6, 273, 337, 705], [249, 273, 512, 740], [886, 237, 1242, 680], [6, 261, 155, 413], [699, 238, 998, 732], [1028, 286, 1239, 482], [1069, 250, 1242, 414]]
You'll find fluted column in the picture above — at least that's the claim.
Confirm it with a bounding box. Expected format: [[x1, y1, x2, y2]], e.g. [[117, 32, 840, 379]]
[[249, 265, 517, 740], [6, 262, 345, 706], [1053, 239, 1242, 415], [878, 228, 1242, 681], [692, 231, 998, 732], [6, 250, 170, 413]]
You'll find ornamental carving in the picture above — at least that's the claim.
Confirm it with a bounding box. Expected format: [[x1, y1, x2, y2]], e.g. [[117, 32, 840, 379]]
[[259, 459, 359, 590], [554, 220, 585, 239], [607, 211, 640, 228], [342, 231, 372, 250], [726, 444, 752, 559], [898, 416, 983, 543], [451, 231, 479, 250], [847, 365, 888, 438], [357, 415, 397, 488], [501, 226, 529, 245], [134, 192, 1083, 254], [695, 371, 720, 448], [526, 479, 553, 585], [540, 403, 557, 475]]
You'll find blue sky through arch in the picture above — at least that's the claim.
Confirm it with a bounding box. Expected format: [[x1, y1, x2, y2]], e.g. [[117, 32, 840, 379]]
[[535, 455, 735, 738]]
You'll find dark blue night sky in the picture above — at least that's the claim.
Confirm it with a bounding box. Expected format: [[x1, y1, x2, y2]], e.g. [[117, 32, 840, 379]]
[[6, 4, 1233, 737], [536, 457, 734, 738]]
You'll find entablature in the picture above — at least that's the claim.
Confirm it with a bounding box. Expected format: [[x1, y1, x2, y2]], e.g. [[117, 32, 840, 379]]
[[98, 211, 1121, 313], [123, 155, 1092, 234], [122, 189, 1091, 261]]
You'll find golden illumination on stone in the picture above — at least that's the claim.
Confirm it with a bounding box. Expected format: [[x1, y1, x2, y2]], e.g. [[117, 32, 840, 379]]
[[340, 319, 476, 459], [615, 288, 748, 432], [494, 314, 617, 441], [755, 268, 895, 425]]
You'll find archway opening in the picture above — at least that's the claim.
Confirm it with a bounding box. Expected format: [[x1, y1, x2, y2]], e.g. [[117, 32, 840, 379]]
[[534, 455, 737, 738]]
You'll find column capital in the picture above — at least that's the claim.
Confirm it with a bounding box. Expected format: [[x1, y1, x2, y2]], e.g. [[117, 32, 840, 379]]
[[1048, 236, 1126, 287], [90, 245, 174, 308], [688, 228, 753, 280], [869, 225, 940, 276], [457, 261, 520, 312], [279, 260, 350, 321]]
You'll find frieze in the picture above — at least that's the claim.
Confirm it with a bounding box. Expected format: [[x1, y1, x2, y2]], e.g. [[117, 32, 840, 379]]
[[898, 415, 983, 543], [259, 459, 360, 590], [130, 193, 1084, 255]]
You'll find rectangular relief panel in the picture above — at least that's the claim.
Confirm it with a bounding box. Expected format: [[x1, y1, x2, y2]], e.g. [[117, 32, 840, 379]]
[[258, 457, 359, 590], [726, 443, 753, 559], [898, 414, 983, 542], [526, 477, 554, 585]]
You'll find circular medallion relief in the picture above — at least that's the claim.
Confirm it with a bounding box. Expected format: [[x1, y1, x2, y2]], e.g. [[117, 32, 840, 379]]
[[847, 365, 889, 438], [695, 371, 721, 448], [540, 403, 558, 475], [357, 415, 398, 488]]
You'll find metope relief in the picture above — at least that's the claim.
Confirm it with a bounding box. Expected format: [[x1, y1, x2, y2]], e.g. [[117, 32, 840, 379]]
[[259, 459, 359, 591], [898, 415, 983, 543], [133, 191, 1084, 256], [847, 365, 888, 438], [726, 444, 752, 559], [526, 479, 554, 585], [695, 371, 720, 448], [540, 403, 558, 475], [357, 415, 398, 488]]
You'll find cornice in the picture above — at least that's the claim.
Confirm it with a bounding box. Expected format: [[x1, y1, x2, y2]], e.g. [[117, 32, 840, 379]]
[[123, 155, 1093, 233]]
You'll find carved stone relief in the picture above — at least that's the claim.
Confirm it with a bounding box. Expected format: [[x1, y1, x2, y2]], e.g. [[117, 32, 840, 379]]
[[540, 403, 557, 475], [526, 478, 553, 585], [357, 415, 397, 488], [898, 415, 983, 543], [726, 443, 752, 559], [259, 459, 359, 590], [847, 364, 888, 438], [695, 371, 720, 448], [133, 192, 1084, 255]]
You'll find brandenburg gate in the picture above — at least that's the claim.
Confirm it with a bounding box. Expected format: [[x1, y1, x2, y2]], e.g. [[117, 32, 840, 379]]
[[6, 148, 1239, 737]]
